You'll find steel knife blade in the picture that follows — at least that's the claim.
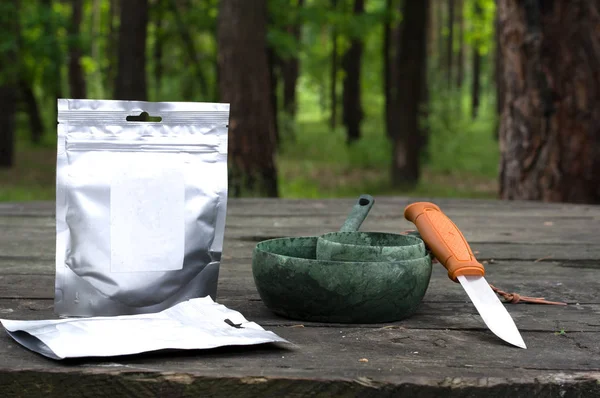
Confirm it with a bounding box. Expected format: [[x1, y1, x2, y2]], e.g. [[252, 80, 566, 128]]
[[404, 202, 527, 349]]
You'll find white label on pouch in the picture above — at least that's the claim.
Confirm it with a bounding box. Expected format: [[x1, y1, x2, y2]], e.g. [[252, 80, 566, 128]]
[[110, 153, 184, 273]]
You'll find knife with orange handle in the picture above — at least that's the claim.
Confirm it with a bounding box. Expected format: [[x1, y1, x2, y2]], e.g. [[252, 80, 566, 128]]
[[404, 202, 527, 349]]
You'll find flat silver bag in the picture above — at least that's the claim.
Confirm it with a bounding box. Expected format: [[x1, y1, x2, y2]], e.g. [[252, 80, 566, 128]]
[[55, 99, 230, 316]]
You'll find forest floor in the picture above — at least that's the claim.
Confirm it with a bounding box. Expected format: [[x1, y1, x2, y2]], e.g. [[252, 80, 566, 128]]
[[0, 109, 499, 201], [277, 98, 500, 199]]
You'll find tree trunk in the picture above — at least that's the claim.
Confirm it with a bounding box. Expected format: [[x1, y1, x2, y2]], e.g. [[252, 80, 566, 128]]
[[41, 0, 63, 99], [427, 0, 436, 58], [218, 0, 278, 198], [40, 0, 62, 139], [280, 54, 296, 116], [456, 0, 464, 89], [19, 80, 44, 144], [281, 0, 304, 117], [68, 0, 86, 99], [16, 6, 44, 145], [420, 0, 431, 158], [471, 43, 481, 118], [391, 0, 429, 187], [0, 0, 19, 168], [498, 0, 600, 204], [330, 0, 339, 130], [267, 45, 280, 144], [471, 2, 482, 119], [114, 0, 148, 100], [446, 0, 454, 88], [342, 0, 365, 144], [436, 0, 445, 71], [266, 1, 280, 144], [494, 6, 504, 140], [0, 86, 17, 168]]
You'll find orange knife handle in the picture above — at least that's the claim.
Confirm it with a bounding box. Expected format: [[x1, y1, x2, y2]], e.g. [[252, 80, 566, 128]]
[[404, 202, 485, 282]]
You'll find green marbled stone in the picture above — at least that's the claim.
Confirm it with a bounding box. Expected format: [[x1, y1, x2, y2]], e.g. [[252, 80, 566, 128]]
[[316, 232, 427, 262], [252, 236, 432, 323]]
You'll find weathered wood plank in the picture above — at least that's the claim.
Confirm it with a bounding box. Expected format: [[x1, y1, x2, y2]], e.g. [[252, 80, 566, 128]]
[[225, 221, 598, 245], [2, 370, 600, 398], [1, 199, 598, 257], [0, 367, 598, 398], [0, 325, 599, 397], [3, 239, 599, 263], [1, 221, 599, 261]]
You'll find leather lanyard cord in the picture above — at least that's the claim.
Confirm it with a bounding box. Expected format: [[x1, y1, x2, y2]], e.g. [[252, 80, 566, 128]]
[[489, 284, 568, 305]]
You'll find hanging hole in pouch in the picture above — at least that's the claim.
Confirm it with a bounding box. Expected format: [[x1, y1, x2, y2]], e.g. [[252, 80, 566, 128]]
[[224, 319, 244, 329], [126, 111, 162, 122]]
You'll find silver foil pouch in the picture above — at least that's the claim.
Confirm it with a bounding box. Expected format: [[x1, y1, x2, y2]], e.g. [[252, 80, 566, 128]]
[[55, 99, 230, 317]]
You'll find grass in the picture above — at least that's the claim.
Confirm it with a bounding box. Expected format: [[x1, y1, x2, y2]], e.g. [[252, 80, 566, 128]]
[[0, 145, 56, 202], [0, 89, 500, 202], [277, 88, 500, 199]]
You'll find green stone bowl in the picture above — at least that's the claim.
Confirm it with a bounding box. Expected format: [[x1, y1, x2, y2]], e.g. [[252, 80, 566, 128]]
[[252, 236, 432, 323], [316, 232, 427, 262]]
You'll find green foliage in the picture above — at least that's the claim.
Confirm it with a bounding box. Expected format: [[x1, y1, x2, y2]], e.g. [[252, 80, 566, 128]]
[[424, 90, 499, 177], [464, 0, 496, 54], [267, 0, 304, 59], [0, 1, 19, 84], [277, 82, 499, 199], [19, 1, 69, 86], [2, 0, 502, 201]]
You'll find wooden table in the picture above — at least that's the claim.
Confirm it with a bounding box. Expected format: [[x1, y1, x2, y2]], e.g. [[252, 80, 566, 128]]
[[1, 198, 599, 397]]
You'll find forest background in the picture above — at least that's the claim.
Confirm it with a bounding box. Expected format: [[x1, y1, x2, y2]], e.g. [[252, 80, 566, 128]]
[[0, 0, 597, 204]]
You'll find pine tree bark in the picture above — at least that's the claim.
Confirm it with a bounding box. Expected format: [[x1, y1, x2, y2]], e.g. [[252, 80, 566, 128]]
[[218, 0, 278, 197], [0, 0, 19, 168], [498, 0, 600, 204], [391, 0, 429, 187], [342, 0, 365, 144], [68, 0, 86, 99], [115, 0, 148, 100]]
